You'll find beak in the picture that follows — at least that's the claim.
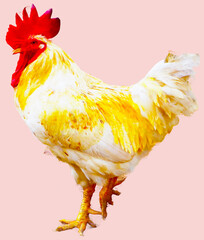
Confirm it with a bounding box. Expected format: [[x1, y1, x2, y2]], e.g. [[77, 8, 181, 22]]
[[13, 48, 22, 54]]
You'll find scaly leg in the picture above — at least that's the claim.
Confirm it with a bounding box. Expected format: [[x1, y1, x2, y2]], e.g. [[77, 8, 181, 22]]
[[99, 176, 126, 219], [56, 184, 101, 235]]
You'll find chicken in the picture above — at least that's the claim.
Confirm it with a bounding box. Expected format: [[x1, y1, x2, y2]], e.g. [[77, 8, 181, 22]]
[[6, 4, 199, 235]]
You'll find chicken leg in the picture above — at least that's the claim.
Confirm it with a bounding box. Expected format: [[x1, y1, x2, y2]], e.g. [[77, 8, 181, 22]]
[[56, 184, 101, 235], [99, 176, 126, 219]]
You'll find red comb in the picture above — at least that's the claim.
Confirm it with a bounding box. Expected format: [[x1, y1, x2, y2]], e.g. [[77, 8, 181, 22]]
[[6, 4, 60, 49]]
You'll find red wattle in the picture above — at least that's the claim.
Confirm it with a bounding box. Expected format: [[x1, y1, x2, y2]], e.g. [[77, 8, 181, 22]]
[[11, 46, 46, 88], [11, 53, 29, 88]]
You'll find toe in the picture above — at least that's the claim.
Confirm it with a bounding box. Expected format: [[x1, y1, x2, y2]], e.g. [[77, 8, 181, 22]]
[[56, 220, 78, 231], [88, 208, 102, 215], [88, 219, 97, 228], [59, 219, 72, 224], [78, 222, 86, 236]]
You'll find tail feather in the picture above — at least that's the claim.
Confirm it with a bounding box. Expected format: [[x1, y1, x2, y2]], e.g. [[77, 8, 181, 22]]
[[131, 53, 199, 138]]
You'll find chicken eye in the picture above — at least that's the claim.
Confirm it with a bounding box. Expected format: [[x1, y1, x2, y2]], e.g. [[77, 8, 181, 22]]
[[31, 40, 37, 44]]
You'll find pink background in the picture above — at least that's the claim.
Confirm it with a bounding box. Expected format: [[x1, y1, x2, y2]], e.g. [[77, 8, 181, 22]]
[[0, 0, 203, 239]]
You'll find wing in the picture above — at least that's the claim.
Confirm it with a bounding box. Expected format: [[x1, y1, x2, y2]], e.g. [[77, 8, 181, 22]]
[[40, 83, 155, 163]]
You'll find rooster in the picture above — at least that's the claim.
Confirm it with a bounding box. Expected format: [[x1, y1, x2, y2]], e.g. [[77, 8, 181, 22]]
[[6, 4, 199, 235]]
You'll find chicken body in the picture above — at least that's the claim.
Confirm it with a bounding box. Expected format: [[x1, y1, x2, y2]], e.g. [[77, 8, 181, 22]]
[[7, 4, 199, 235], [13, 35, 199, 234], [15, 36, 198, 188]]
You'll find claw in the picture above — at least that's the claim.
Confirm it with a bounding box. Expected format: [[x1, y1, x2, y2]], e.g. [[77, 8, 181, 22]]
[[99, 177, 125, 219], [57, 217, 97, 234], [56, 184, 97, 235]]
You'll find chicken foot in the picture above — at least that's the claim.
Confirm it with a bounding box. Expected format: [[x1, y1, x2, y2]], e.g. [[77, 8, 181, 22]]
[[56, 184, 101, 235], [99, 176, 126, 219]]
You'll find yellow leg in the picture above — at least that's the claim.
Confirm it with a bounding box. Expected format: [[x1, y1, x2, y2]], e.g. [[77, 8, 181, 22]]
[[99, 176, 126, 219], [56, 184, 101, 236]]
